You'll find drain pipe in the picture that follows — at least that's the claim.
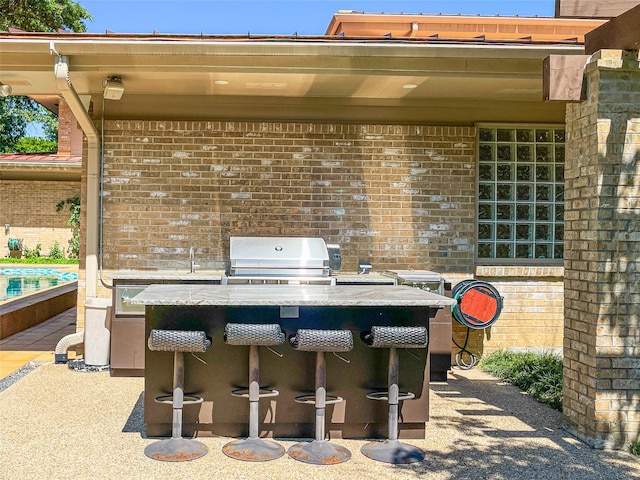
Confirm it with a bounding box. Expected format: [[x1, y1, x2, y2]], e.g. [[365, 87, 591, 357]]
[[52, 48, 102, 361]]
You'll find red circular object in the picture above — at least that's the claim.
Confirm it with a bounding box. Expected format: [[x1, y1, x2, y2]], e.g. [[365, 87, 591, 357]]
[[459, 287, 498, 326], [453, 281, 502, 329]]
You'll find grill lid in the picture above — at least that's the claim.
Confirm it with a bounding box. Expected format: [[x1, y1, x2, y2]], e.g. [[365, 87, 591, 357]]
[[229, 236, 330, 277]]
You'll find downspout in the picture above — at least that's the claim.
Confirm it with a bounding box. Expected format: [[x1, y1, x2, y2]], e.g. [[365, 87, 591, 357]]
[[52, 49, 101, 362]]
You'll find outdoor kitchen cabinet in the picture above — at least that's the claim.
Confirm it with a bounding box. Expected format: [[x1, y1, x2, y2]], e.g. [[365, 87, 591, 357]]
[[131, 284, 456, 439], [110, 275, 222, 376]]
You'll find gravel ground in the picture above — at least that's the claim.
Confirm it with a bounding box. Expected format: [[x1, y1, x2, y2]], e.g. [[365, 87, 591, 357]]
[[0, 364, 638, 479]]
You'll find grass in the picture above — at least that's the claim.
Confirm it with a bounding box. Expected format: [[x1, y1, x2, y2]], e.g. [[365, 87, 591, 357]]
[[0, 258, 78, 264], [630, 442, 640, 457], [479, 349, 563, 411]]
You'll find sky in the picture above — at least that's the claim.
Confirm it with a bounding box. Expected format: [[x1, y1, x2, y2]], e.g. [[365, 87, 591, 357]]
[[80, 0, 557, 35]]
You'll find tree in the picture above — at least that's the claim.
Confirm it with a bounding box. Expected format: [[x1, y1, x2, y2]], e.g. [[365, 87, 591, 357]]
[[0, 0, 92, 152], [0, 0, 92, 32]]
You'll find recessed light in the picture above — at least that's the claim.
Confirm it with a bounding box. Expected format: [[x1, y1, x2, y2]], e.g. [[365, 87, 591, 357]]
[[214, 80, 229, 85], [403, 84, 418, 89]]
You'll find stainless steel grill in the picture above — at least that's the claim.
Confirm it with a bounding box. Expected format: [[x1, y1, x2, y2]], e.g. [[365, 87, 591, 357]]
[[223, 236, 335, 285]]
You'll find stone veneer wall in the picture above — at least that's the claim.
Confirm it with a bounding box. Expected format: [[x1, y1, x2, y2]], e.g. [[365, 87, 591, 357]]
[[0, 180, 79, 257], [564, 50, 640, 448]]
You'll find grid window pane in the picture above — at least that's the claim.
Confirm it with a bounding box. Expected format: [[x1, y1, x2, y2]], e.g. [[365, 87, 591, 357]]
[[516, 205, 532, 221], [478, 223, 493, 240], [517, 185, 532, 201], [477, 125, 564, 261], [497, 184, 513, 201], [517, 164, 532, 181], [479, 184, 494, 200], [479, 164, 494, 181]]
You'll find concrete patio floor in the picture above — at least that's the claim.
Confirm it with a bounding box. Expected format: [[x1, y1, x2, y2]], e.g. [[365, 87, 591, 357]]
[[1, 356, 638, 478], [0, 307, 77, 380], [0, 307, 638, 479]]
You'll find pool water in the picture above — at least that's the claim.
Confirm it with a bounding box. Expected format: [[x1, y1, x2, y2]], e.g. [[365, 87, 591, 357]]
[[0, 268, 79, 302]]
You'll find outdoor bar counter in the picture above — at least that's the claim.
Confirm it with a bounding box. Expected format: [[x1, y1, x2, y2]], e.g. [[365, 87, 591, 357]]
[[131, 284, 456, 439]]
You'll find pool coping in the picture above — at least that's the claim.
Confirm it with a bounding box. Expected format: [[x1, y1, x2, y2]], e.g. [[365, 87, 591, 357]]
[[0, 282, 78, 340]]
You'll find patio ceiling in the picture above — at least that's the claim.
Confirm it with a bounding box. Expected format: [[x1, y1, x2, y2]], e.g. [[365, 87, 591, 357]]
[[0, 34, 585, 124]]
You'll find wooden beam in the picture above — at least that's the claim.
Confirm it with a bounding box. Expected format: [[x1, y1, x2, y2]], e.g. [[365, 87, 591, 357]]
[[585, 4, 640, 53], [555, 0, 640, 18], [543, 54, 589, 101]]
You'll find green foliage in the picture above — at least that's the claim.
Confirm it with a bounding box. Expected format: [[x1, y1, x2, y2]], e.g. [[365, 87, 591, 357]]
[[0, 0, 91, 152], [0, 96, 29, 152], [55, 195, 80, 258], [0, 0, 92, 32], [630, 442, 640, 457], [23, 243, 42, 259], [49, 241, 65, 260], [479, 350, 563, 411], [0, 96, 59, 153], [14, 137, 58, 153], [0, 257, 78, 264]]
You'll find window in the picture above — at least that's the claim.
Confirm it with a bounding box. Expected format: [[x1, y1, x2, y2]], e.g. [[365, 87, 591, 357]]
[[477, 126, 564, 262]]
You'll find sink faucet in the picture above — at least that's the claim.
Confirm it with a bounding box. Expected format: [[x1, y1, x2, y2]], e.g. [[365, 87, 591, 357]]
[[189, 247, 200, 273]]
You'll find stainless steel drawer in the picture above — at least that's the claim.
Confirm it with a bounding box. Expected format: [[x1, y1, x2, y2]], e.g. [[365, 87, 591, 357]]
[[115, 285, 146, 316]]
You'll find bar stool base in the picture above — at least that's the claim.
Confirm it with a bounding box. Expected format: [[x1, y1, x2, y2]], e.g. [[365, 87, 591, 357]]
[[222, 437, 285, 462], [288, 440, 351, 465], [144, 437, 208, 462], [360, 439, 424, 464]]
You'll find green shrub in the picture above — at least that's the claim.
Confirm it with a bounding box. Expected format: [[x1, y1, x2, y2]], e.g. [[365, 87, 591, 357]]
[[55, 195, 80, 258], [49, 241, 65, 260], [23, 243, 42, 259], [630, 442, 640, 457], [479, 350, 563, 411]]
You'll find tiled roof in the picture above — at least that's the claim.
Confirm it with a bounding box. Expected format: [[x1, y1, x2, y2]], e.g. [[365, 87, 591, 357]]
[[1, 14, 607, 46], [0, 153, 81, 164]]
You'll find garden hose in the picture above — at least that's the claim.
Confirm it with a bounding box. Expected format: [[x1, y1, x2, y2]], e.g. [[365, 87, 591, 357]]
[[451, 280, 503, 369]]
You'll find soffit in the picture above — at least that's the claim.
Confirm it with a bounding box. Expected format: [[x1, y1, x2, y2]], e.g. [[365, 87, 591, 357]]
[[0, 33, 582, 124]]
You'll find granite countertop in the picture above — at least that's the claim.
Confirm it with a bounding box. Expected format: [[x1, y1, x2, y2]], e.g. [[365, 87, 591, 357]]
[[130, 284, 456, 307], [109, 270, 225, 281], [333, 273, 395, 284], [109, 270, 395, 284]]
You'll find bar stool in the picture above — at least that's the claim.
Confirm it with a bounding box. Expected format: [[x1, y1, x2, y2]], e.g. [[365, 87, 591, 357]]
[[222, 323, 286, 462], [287, 328, 353, 465], [360, 326, 428, 464], [144, 329, 212, 462]]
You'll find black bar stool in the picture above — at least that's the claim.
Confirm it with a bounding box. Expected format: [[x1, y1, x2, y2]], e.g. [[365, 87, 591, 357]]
[[287, 329, 353, 465], [144, 329, 212, 462], [360, 326, 428, 464], [222, 323, 286, 462]]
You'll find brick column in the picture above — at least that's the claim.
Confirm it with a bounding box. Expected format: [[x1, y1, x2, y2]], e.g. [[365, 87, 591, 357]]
[[564, 50, 640, 448]]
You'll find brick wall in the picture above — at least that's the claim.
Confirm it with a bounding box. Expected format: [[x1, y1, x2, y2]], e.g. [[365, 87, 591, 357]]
[[77, 119, 567, 362], [0, 180, 79, 257], [564, 50, 640, 448], [449, 268, 564, 364], [100, 121, 477, 273]]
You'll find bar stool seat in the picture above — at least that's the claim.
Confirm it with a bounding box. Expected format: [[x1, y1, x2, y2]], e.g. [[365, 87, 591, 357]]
[[360, 326, 428, 464], [288, 329, 353, 465], [222, 323, 286, 462], [144, 329, 212, 462]]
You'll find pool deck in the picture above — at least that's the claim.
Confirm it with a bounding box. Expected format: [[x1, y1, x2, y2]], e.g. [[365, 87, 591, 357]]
[[0, 307, 77, 379]]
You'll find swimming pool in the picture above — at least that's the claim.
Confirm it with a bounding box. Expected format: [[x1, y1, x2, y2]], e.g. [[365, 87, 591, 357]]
[[0, 268, 79, 302]]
